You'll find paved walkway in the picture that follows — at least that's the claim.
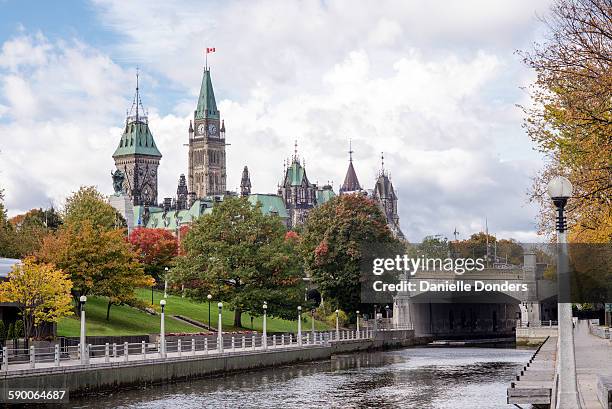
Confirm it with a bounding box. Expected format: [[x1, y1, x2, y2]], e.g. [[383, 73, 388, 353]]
[[575, 320, 611, 409]]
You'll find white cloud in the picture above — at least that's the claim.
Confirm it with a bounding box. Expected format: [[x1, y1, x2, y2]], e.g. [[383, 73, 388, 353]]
[[0, 0, 553, 242]]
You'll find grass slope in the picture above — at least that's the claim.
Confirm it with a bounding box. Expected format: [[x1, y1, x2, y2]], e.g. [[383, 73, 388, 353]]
[[57, 289, 329, 337], [57, 296, 198, 337], [134, 288, 329, 333]]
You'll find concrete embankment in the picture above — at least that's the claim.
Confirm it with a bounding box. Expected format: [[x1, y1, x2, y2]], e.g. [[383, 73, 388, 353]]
[[2, 330, 424, 396]]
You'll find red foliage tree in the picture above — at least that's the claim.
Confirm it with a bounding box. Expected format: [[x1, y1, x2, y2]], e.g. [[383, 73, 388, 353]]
[[128, 228, 178, 282]]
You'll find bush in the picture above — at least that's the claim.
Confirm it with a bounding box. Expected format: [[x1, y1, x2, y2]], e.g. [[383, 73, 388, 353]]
[[325, 310, 348, 328], [0, 321, 5, 344], [14, 320, 23, 338], [7, 323, 14, 340]]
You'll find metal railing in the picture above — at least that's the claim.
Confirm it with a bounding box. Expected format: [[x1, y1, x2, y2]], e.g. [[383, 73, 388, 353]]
[[516, 320, 558, 328], [0, 329, 375, 372]]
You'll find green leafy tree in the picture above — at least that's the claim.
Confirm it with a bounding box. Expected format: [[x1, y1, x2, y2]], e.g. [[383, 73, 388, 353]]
[[174, 196, 304, 327], [63, 186, 125, 231], [301, 194, 403, 314]]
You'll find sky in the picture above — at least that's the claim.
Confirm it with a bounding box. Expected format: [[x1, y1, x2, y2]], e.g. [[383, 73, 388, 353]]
[[0, 0, 552, 242]]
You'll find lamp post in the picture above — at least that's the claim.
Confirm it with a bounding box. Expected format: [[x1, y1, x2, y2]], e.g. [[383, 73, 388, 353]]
[[385, 304, 390, 319], [164, 267, 168, 299], [217, 302, 223, 353], [79, 295, 87, 364], [262, 302, 268, 350], [373, 304, 378, 333], [356, 310, 360, 339], [297, 306, 302, 346], [335, 309, 340, 340], [311, 308, 316, 337], [160, 299, 166, 358], [547, 176, 580, 409], [207, 294, 212, 329]]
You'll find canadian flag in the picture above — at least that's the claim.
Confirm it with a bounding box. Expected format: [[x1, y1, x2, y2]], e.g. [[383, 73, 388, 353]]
[[206, 47, 216, 53]]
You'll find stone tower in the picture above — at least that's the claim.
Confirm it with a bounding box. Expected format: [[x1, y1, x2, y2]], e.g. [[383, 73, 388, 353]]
[[112, 72, 161, 206], [176, 174, 188, 210], [372, 153, 404, 240], [240, 166, 251, 197], [278, 143, 317, 227], [188, 68, 226, 198]]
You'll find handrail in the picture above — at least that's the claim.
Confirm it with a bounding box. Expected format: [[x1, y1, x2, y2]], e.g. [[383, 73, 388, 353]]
[[0, 329, 376, 372]]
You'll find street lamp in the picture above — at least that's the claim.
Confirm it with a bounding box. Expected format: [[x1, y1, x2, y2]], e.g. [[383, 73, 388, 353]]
[[217, 302, 223, 353], [164, 267, 169, 299], [79, 295, 87, 364], [160, 299, 166, 358], [262, 302, 268, 350], [547, 176, 579, 409], [356, 310, 360, 339], [311, 308, 316, 337], [335, 309, 340, 340], [207, 294, 212, 329], [385, 305, 390, 319], [297, 306, 302, 346]]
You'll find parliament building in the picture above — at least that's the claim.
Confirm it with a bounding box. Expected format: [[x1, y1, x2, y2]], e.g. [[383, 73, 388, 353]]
[[111, 66, 404, 240]]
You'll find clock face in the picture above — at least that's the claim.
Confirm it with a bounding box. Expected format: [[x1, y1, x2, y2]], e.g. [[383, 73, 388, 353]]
[[197, 124, 205, 135], [208, 123, 217, 136]]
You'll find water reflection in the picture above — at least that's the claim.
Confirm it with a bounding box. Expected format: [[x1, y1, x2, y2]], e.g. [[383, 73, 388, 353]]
[[66, 347, 532, 409]]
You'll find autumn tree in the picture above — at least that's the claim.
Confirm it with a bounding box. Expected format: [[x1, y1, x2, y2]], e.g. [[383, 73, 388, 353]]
[[301, 194, 403, 314], [0, 258, 73, 340], [521, 0, 612, 242], [173, 196, 304, 327], [37, 221, 152, 319], [128, 228, 178, 282]]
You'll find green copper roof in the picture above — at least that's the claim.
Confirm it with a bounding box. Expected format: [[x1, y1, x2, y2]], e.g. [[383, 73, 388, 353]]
[[248, 194, 289, 219], [284, 160, 309, 186], [195, 69, 219, 120], [113, 121, 162, 158], [316, 188, 336, 205]]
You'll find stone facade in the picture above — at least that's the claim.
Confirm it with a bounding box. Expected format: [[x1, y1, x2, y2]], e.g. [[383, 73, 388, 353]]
[[188, 69, 226, 198], [112, 74, 161, 206]]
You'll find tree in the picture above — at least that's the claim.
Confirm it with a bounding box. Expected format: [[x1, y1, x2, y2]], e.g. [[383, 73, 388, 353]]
[[174, 196, 304, 327], [521, 0, 612, 242], [0, 321, 6, 346], [7, 323, 14, 348], [63, 186, 125, 232], [301, 194, 403, 314], [0, 258, 73, 341], [128, 228, 178, 282], [36, 220, 152, 319], [7, 208, 54, 257]]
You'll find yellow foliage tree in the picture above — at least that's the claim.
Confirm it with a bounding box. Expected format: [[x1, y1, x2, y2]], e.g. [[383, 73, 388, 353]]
[[0, 258, 73, 340]]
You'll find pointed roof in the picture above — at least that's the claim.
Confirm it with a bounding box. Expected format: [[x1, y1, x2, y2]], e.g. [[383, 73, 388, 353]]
[[113, 72, 161, 158], [340, 161, 361, 193], [195, 68, 219, 120]]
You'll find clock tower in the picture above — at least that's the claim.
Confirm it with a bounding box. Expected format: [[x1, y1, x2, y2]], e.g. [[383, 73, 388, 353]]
[[188, 67, 226, 197]]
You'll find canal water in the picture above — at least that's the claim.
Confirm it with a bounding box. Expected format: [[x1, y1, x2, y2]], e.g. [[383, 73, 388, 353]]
[[67, 347, 533, 408]]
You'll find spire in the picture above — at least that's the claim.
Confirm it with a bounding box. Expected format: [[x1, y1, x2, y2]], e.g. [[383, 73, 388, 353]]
[[127, 67, 148, 124], [293, 140, 299, 162], [340, 141, 361, 194], [241, 166, 251, 197], [195, 68, 219, 120], [113, 69, 161, 159]]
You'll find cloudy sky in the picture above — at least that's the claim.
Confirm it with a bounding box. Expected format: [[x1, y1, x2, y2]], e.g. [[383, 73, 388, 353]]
[[0, 0, 552, 242]]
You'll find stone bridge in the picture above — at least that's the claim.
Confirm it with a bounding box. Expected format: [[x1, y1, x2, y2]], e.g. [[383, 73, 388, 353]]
[[392, 251, 558, 339]]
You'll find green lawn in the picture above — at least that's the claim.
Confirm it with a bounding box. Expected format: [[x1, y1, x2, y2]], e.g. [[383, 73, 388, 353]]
[[57, 296, 198, 337], [57, 289, 329, 337], [134, 288, 329, 333]]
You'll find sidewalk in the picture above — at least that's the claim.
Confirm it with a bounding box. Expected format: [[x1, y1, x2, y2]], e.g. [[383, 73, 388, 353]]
[[575, 320, 612, 409]]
